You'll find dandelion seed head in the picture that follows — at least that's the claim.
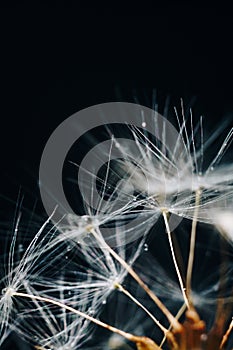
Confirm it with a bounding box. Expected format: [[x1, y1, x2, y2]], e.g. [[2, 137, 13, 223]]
[[77, 215, 99, 232], [0, 285, 15, 346], [1, 286, 15, 298], [2, 101, 233, 348]]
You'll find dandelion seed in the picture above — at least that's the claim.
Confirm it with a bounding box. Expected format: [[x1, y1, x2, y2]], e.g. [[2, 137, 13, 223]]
[[0, 208, 64, 347], [1, 100, 233, 349]]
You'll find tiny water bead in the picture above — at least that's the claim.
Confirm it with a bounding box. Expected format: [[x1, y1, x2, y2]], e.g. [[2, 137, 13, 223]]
[[88, 308, 94, 315], [144, 243, 149, 251], [18, 244, 24, 253]]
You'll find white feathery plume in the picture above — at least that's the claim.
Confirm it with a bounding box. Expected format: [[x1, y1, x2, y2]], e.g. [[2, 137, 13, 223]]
[[110, 109, 233, 223], [39, 214, 169, 330], [0, 210, 58, 346], [13, 281, 95, 350]]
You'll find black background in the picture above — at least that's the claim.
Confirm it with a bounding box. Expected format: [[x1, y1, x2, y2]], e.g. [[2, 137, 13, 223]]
[[1, 2, 233, 202], [0, 2, 233, 349]]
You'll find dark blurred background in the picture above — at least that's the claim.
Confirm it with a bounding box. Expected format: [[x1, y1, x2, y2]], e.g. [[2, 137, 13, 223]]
[[0, 2, 233, 349], [1, 2, 233, 200]]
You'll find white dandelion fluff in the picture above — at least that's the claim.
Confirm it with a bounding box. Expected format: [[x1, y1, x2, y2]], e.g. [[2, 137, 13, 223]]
[[1, 100, 233, 349]]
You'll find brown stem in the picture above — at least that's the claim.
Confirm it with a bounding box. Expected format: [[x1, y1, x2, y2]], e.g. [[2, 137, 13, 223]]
[[90, 228, 182, 332], [13, 291, 166, 349], [186, 188, 202, 303]]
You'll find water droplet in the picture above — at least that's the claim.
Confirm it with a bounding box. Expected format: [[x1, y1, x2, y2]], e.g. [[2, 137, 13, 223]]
[[68, 290, 72, 296], [144, 243, 148, 251], [102, 299, 107, 304], [65, 256, 68, 260], [142, 122, 146, 128], [201, 334, 208, 342], [18, 244, 24, 253]]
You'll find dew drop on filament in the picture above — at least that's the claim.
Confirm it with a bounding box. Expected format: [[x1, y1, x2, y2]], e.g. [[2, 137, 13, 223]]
[[18, 244, 24, 253], [144, 243, 148, 251]]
